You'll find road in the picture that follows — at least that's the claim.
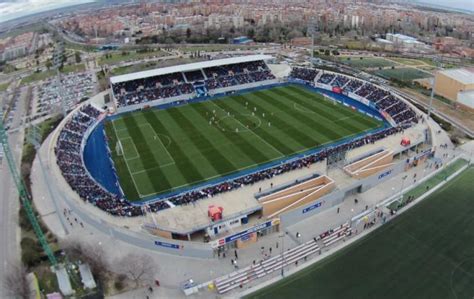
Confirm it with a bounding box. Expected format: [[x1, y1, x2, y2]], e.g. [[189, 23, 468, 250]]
[[0, 86, 28, 298]]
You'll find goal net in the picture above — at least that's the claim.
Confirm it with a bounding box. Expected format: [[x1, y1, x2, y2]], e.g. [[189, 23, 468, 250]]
[[116, 140, 124, 156]]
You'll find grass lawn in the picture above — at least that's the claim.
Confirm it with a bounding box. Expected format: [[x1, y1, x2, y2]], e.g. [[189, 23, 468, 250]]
[[249, 166, 474, 299], [0, 82, 9, 92], [99, 50, 166, 65], [110, 62, 162, 76], [388, 158, 468, 210], [61, 63, 85, 73], [338, 57, 395, 68], [387, 57, 427, 66], [373, 68, 433, 82], [104, 85, 383, 201]]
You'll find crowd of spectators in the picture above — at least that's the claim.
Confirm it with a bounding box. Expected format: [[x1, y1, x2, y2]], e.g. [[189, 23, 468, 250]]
[[112, 72, 194, 107], [112, 60, 275, 107], [56, 103, 404, 216], [290, 67, 320, 82], [184, 70, 205, 82], [161, 126, 403, 208], [204, 61, 275, 90], [317, 73, 336, 85], [55, 104, 151, 216], [289, 68, 418, 125], [33, 72, 94, 118], [344, 79, 364, 93], [331, 75, 350, 88]]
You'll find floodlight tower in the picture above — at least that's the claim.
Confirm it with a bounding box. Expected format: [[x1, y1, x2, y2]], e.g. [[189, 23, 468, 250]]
[[0, 104, 57, 266], [428, 56, 441, 119], [53, 41, 68, 117], [308, 16, 319, 64], [27, 125, 69, 235]]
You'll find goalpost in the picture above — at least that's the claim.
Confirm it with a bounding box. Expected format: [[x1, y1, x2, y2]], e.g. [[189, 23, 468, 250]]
[[116, 140, 124, 156]]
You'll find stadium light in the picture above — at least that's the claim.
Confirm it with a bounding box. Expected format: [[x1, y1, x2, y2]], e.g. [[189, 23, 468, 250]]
[[279, 232, 288, 277], [27, 124, 69, 235], [53, 41, 68, 117], [428, 56, 441, 119]]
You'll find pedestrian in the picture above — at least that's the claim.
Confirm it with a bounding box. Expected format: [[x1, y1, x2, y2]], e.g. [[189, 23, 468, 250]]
[[231, 259, 234, 266], [337, 207, 340, 214], [276, 242, 278, 249], [234, 250, 238, 259], [80, 222, 84, 228], [253, 260, 256, 265], [269, 247, 272, 254], [223, 252, 226, 258]]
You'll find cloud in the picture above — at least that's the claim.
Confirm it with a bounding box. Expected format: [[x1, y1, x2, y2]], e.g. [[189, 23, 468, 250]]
[[0, 0, 95, 23]]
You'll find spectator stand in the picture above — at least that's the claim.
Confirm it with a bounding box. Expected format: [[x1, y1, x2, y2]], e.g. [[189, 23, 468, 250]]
[[213, 222, 351, 295], [110, 55, 275, 113]]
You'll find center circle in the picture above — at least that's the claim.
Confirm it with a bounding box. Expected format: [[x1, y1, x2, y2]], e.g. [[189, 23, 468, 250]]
[[216, 114, 262, 133], [451, 258, 474, 299]]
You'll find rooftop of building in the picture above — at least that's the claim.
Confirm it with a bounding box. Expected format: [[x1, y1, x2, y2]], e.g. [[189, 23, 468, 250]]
[[438, 68, 474, 85], [110, 54, 273, 84]]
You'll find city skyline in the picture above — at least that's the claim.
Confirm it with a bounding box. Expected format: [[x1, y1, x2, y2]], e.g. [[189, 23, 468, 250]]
[[0, 0, 473, 24]]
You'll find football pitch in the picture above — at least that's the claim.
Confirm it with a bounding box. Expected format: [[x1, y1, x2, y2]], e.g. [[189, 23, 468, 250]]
[[248, 166, 474, 299], [104, 85, 383, 201], [374, 68, 432, 82]]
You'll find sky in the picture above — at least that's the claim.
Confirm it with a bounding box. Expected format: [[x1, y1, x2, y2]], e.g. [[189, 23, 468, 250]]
[[0, 0, 472, 24], [415, 0, 474, 12], [0, 0, 96, 23]]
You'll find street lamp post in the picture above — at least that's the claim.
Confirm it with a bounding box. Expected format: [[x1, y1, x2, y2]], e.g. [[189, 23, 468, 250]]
[[428, 56, 441, 119], [279, 232, 287, 277], [398, 175, 408, 207]]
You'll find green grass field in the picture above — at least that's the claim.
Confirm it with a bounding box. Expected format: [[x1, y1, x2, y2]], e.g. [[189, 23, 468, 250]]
[[388, 159, 468, 210], [387, 57, 427, 66], [99, 50, 166, 65], [338, 57, 396, 68], [249, 166, 474, 299], [373, 68, 433, 82], [104, 85, 383, 201]]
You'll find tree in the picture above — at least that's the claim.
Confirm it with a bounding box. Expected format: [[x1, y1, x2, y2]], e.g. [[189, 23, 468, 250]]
[[3, 264, 32, 299], [116, 254, 158, 288], [45, 59, 52, 70], [74, 51, 81, 63], [247, 28, 255, 39], [63, 241, 108, 282]]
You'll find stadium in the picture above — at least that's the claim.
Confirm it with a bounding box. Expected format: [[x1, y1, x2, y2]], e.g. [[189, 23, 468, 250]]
[[45, 54, 444, 295]]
